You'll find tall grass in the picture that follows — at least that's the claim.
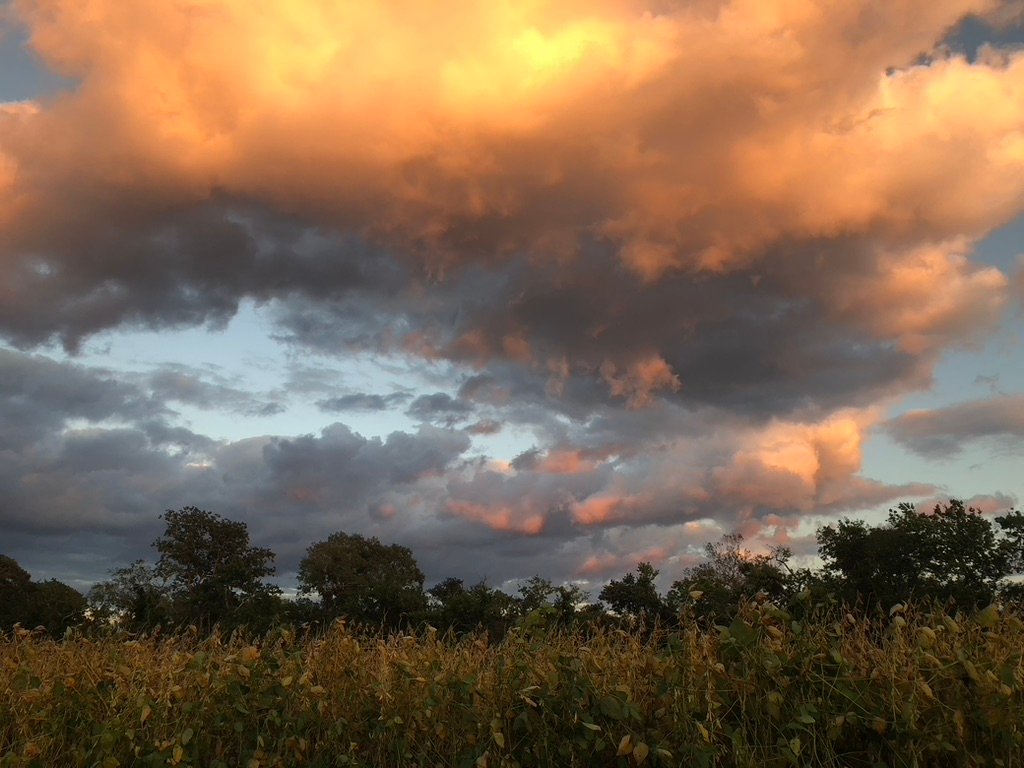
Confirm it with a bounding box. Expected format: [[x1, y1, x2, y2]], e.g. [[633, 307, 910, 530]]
[[2, 602, 1022, 767]]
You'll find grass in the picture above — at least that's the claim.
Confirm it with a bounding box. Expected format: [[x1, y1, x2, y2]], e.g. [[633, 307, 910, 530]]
[[2, 601, 1022, 767]]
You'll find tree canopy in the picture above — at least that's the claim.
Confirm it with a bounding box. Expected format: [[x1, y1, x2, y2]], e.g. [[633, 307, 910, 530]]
[[298, 532, 426, 628], [818, 500, 1015, 609], [154, 506, 278, 628]]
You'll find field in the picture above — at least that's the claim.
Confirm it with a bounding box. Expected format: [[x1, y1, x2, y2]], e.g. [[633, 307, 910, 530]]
[[2, 603, 1023, 767]]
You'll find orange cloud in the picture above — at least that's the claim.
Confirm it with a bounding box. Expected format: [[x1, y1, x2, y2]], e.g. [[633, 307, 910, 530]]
[[534, 449, 598, 475], [4, 0, 1021, 282], [571, 492, 647, 525], [446, 499, 545, 535], [712, 409, 876, 510], [600, 354, 681, 407]]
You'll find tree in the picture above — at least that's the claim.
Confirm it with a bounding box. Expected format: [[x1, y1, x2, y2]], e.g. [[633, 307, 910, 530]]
[[599, 562, 671, 625], [33, 580, 87, 635], [0, 555, 35, 632], [298, 532, 426, 628], [154, 507, 278, 628], [1, 556, 86, 636], [817, 500, 1012, 609], [666, 534, 797, 623], [87, 560, 170, 631], [427, 577, 518, 637], [516, 575, 589, 627], [994, 508, 1024, 603]]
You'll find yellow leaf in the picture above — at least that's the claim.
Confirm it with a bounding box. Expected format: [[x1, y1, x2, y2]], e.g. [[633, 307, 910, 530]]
[[492, 731, 505, 749], [617, 734, 633, 756], [697, 723, 711, 743], [140, 705, 152, 724], [789, 737, 802, 756], [280, 676, 293, 687], [581, 722, 602, 731], [633, 742, 650, 765], [953, 709, 965, 738], [976, 604, 1000, 629], [172, 745, 184, 764]]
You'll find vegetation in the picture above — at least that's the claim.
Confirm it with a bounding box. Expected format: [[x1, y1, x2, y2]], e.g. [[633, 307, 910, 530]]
[[3, 500, 1024, 638], [3, 499, 1024, 764], [2, 601, 1023, 767]]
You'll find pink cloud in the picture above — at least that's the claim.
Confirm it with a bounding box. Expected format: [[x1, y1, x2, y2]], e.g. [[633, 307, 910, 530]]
[[445, 499, 546, 535]]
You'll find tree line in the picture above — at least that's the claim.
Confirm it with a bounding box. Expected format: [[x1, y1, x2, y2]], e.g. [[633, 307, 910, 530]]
[[3, 500, 1023, 638]]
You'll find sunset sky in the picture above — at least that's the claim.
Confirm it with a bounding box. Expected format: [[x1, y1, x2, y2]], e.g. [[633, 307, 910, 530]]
[[1, 0, 1023, 596]]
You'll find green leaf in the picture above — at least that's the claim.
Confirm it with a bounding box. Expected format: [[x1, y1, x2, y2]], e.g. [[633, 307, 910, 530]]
[[600, 695, 624, 720]]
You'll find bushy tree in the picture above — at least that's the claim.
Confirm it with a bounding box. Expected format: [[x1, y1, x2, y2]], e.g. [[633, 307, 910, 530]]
[[667, 534, 797, 623], [427, 577, 518, 637], [995, 508, 1024, 603], [818, 500, 1012, 609], [1, 555, 86, 635], [0, 555, 35, 633], [298, 532, 426, 628], [516, 575, 589, 627], [599, 562, 671, 625], [33, 579, 87, 635], [87, 560, 170, 631], [154, 507, 278, 629]]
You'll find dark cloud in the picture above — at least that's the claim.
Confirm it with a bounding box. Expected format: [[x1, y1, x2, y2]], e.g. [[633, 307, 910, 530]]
[[0, 345, 947, 592], [1, 1, 1022, 591], [886, 395, 1024, 457], [316, 392, 410, 413], [406, 392, 474, 425], [148, 365, 284, 416]]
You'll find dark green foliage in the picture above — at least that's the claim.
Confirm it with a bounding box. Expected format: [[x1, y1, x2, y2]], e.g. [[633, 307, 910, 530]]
[[598, 562, 672, 625], [666, 534, 799, 623], [154, 506, 279, 630], [298, 531, 426, 629], [818, 499, 1014, 610], [427, 577, 519, 637], [0, 555, 34, 633], [0, 555, 85, 636], [31, 580, 87, 636], [87, 560, 170, 631], [516, 575, 589, 626]]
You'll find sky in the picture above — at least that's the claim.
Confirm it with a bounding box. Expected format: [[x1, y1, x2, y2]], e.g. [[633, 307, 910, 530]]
[[1, 0, 1023, 597]]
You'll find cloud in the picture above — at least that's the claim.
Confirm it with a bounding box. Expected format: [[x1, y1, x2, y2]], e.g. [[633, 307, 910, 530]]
[[149, 365, 284, 416], [0, 1, 1020, 349], [406, 392, 475, 424], [0, 2, 1022, 588], [886, 395, 1024, 457], [316, 392, 410, 413], [1, 345, 941, 590]]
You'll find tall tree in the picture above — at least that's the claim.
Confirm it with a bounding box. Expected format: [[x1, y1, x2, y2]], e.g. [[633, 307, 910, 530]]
[[154, 507, 278, 628], [298, 532, 426, 628], [599, 562, 670, 625], [818, 500, 1011, 609], [516, 575, 589, 626], [0, 555, 35, 632], [667, 534, 797, 622], [426, 577, 518, 637], [87, 560, 170, 631], [33, 580, 87, 636]]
